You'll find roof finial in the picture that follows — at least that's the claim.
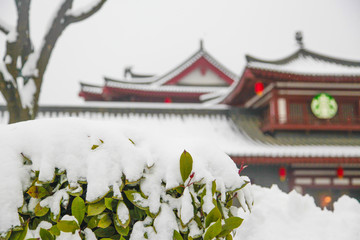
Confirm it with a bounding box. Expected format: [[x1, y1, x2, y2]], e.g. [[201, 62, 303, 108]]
[[295, 31, 304, 49], [200, 39, 204, 50], [124, 66, 132, 78]]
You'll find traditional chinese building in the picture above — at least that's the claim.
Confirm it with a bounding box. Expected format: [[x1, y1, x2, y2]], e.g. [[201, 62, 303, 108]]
[[221, 33, 360, 208], [79, 41, 237, 103]]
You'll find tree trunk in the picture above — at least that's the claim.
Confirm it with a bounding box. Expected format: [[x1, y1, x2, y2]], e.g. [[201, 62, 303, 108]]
[[7, 100, 32, 124]]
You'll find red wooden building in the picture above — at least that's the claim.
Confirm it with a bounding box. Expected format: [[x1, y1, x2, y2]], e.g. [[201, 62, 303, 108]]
[[221, 34, 360, 208], [79, 42, 237, 103]]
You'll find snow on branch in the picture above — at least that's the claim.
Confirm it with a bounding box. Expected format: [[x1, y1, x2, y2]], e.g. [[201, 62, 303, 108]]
[[0, 61, 15, 84], [18, 78, 36, 110], [65, 0, 107, 24]]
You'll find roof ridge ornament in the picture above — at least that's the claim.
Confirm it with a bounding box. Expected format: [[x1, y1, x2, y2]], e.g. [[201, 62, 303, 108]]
[[295, 31, 304, 49], [200, 39, 204, 51]]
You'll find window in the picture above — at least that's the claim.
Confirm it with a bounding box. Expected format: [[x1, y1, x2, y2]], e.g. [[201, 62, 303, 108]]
[[289, 103, 303, 123]]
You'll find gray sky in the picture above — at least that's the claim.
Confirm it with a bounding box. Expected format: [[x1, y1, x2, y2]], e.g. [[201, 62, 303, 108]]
[[1, 0, 360, 105]]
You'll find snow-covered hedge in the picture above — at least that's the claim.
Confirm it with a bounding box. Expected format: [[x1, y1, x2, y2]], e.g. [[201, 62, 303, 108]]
[[235, 185, 360, 240], [0, 119, 252, 239]]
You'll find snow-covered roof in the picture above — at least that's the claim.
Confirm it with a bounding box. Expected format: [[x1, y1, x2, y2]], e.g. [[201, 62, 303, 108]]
[[80, 44, 238, 102], [153, 47, 238, 86], [247, 48, 360, 76], [0, 102, 358, 159], [20, 110, 360, 158], [64, 114, 360, 158], [103, 44, 238, 88], [80, 82, 103, 94], [105, 79, 229, 93], [104, 76, 159, 85]]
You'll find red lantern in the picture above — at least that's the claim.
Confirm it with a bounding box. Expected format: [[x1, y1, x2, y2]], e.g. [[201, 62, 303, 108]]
[[164, 97, 172, 103], [279, 166, 286, 182], [337, 166, 344, 179], [254, 82, 264, 96]]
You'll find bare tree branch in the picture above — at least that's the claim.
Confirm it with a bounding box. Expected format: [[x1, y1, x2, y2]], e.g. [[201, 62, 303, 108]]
[[65, 0, 107, 25], [6, 0, 32, 81], [1, 0, 107, 123], [31, 0, 72, 80], [0, 73, 10, 100], [0, 19, 11, 35], [16, 0, 33, 67]]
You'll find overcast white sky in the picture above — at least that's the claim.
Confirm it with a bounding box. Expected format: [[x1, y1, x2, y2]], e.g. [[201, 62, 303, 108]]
[[1, 0, 360, 105]]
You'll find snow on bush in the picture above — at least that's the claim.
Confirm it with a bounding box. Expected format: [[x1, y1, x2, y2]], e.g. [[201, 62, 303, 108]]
[[0, 118, 252, 239], [235, 185, 360, 240]]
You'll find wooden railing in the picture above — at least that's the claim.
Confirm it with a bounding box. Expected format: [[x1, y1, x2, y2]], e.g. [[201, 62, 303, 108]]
[[262, 113, 360, 132]]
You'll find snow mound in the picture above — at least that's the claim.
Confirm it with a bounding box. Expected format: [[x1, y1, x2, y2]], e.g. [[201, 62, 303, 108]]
[[235, 185, 360, 240], [0, 118, 248, 234]]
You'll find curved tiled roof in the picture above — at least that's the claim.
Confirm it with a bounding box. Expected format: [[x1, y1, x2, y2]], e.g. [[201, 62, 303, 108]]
[[104, 76, 159, 85], [246, 48, 360, 76], [153, 47, 238, 86], [105, 78, 228, 93], [79, 82, 103, 94], [104, 45, 238, 88]]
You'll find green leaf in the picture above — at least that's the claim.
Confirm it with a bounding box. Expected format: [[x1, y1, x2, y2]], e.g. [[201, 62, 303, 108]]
[[173, 230, 183, 240], [29, 217, 41, 230], [87, 199, 106, 216], [175, 186, 184, 195], [180, 150, 193, 183], [87, 216, 100, 229], [125, 178, 142, 186], [57, 220, 80, 233], [194, 215, 203, 229], [72, 196, 85, 225], [226, 233, 233, 240], [204, 219, 222, 240], [114, 216, 130, 236], [91, 139, 104, 150], [34, 202, 49, 217], [87, 189, 111, 204], [98, 213, 112, 228], [9, 222, 28, 240], [2, 231, 11, 240], [50, 212, 60, 223], [229, 181, 249, 194], [116, 201, 130, 227], [91, 144, 99, 150], [124, 190, 148, 211], [212, 180, 216, 196], [21, 153, 32, 165], [67, 185, 83, 197], [94, 227, 115, 238], [26, 186, 49, 199], [49, 225, 60, 236], [39, 228, 54, 240], [105, 198, 114, 211], [218, 217, 244, 237], [205, 207, 222, 228]]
